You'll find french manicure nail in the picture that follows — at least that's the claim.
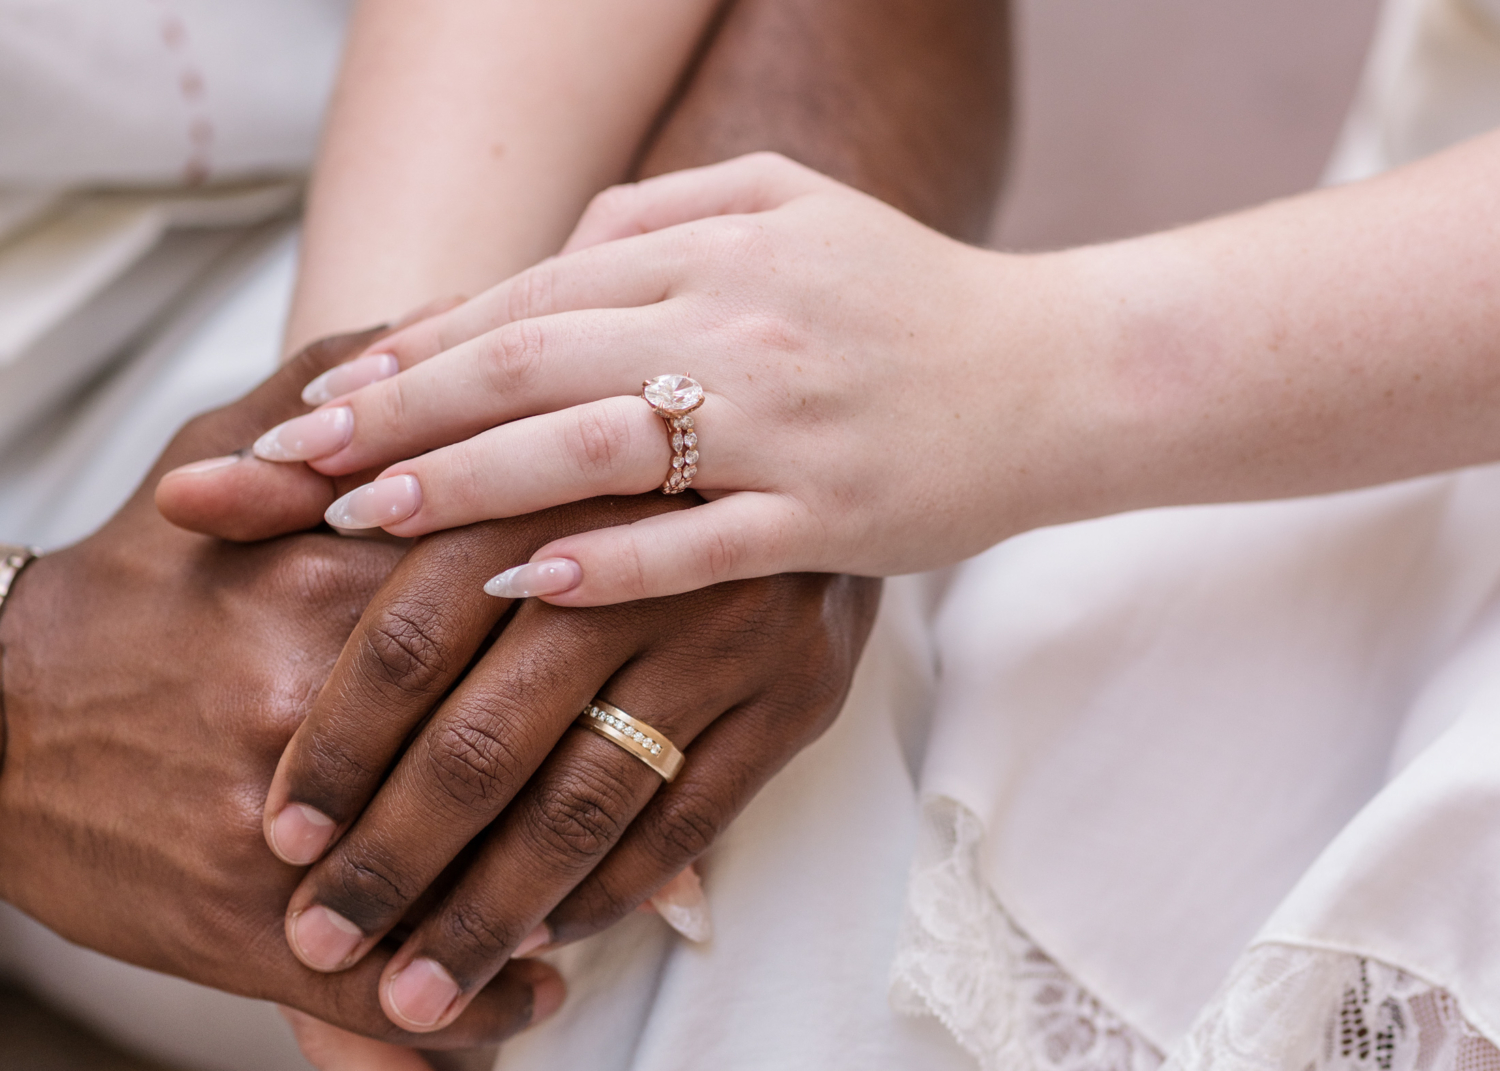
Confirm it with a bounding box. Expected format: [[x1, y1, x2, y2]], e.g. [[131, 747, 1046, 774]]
[[387, 958, 460, 1028], [650, 867, 713, 943], [324, 475, 421, 530], [268, 803, 337, 865], [301, 353, 400, 406], [513, 923, 550, 959], [253, 407, 353, 462], [161, 454, 240, 479], [289, 906, 364, 972], [483, 558, 582, 600]]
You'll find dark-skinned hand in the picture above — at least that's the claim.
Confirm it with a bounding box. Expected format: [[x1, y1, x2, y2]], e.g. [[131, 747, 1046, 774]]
[[157, 346, 882, 1035], [0, 329, 562, 1049]]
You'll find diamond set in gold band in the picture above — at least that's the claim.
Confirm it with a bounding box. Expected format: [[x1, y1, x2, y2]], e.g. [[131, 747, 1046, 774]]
[[643, 375, 704, 495], [577, 699, 685, 782]]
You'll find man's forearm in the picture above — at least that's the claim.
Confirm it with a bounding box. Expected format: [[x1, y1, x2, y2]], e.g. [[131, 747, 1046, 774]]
[[638, 0, 1010, 241]]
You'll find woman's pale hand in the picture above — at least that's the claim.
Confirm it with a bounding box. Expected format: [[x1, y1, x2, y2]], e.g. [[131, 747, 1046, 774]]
[[241, 153, 1095, 605]]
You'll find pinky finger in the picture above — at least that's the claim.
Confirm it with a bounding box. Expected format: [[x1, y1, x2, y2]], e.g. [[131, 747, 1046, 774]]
[[497, 491, 816, 606]]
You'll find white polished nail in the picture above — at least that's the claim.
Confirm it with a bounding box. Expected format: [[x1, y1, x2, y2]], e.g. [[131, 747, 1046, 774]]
[[161, 454, 241, 479], [301, 353, 400, 406], [253, 407, 354, 462], [324, 475, 421, 530], [650, 866, 712, 943], [483, 559, 582, 600]]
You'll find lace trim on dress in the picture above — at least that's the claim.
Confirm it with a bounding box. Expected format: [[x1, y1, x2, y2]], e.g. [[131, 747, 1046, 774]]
[[889, 796, 1163, 1071], [890, 796, 1500, 1071], [1164, 944, 1500, 1071]]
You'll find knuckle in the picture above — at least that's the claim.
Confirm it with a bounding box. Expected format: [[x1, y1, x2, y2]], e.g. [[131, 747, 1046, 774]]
[[480, 320, 545, 398], [437, 900, 520, 972], [361, 601, 452, 695], [706, 216, 767, 263], [645, 791, 721, 863], [565, 402, 637, 477], [588, 182, 636, 223], [525, 771, 632, 860], [320, 848, 413, 926], [505, 265, 555, 324], [697, 522, 748, 585], [425, 710, 528, 811]]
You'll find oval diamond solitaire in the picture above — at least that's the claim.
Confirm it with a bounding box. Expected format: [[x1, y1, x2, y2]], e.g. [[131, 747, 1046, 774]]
[[642, 374, 705, 494], [643, 374, 704, 415]]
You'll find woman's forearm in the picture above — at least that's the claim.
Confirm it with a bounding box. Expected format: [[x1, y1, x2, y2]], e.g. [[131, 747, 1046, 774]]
[[285, 0, 720, 354], [1053, 127, 1500, 518]]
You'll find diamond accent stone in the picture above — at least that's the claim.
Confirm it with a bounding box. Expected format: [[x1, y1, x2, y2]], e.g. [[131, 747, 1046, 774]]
[[684, 432, 697, 448], [652, 744, 662, 755], [672, 431, 684, 450], [683, 465, 697, 479], [644, 375, 703, 415], [672, 456, 684, 469], [684, 449, 699, 465]]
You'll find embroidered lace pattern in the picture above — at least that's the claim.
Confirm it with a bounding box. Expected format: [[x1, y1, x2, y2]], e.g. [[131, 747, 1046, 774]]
[[889, 796, 1162, 1071], [890, 796, 1500, 1071], [1164, 944, 1500, 1071]]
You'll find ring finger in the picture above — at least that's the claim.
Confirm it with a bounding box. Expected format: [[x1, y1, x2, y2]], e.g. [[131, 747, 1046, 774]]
[[375, 658, 738, 1032], [324, 394, 730, 537]]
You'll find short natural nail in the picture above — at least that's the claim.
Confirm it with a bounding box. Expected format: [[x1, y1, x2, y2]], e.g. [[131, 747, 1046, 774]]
[[301, 353, 400, 405], [513, 923, 550, 959], [386, 958, 460, 1029], [161, 454, 241, 479], [268, 803, 336, 866], [289, 906, 364, 972], [253, 407, 353, 462], [650, 866, 712, 943], [483, 558, 582, 600], [324, 475, 421, 530]]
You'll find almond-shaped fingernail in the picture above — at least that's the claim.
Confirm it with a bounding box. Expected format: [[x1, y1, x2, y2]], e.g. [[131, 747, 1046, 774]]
[[650, 866, 712, 943], [324, 475, 421, 530], [483, 558, 582, 600], [301, 353, 400, 405], [386, 958, 460, 1029], [513, 923, 550, 959], [160, 454, 241, 479], [253, 407, 353, 462], [289, 906, 364, 972], [268, 803, 337, 865]]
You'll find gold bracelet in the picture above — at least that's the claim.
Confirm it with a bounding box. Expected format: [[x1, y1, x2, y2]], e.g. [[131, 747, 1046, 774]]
[[0, 543, 40, 624], [576, 699, 686, 782]]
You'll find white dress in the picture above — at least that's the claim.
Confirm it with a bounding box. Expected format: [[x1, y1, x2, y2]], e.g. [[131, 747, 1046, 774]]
[[5, 3, 1500, 1071]]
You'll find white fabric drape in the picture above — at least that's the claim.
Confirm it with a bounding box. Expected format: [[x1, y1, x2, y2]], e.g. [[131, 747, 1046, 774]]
[[8, 2, 1500, 1070]]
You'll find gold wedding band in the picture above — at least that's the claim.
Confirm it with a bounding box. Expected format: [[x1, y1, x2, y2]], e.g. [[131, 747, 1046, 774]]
[[577, 699, 686, 782], [642, 374, 704, 495]]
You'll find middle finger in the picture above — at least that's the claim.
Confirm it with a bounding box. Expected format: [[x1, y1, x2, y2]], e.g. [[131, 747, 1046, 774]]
[[256, 304, 676, 477]]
